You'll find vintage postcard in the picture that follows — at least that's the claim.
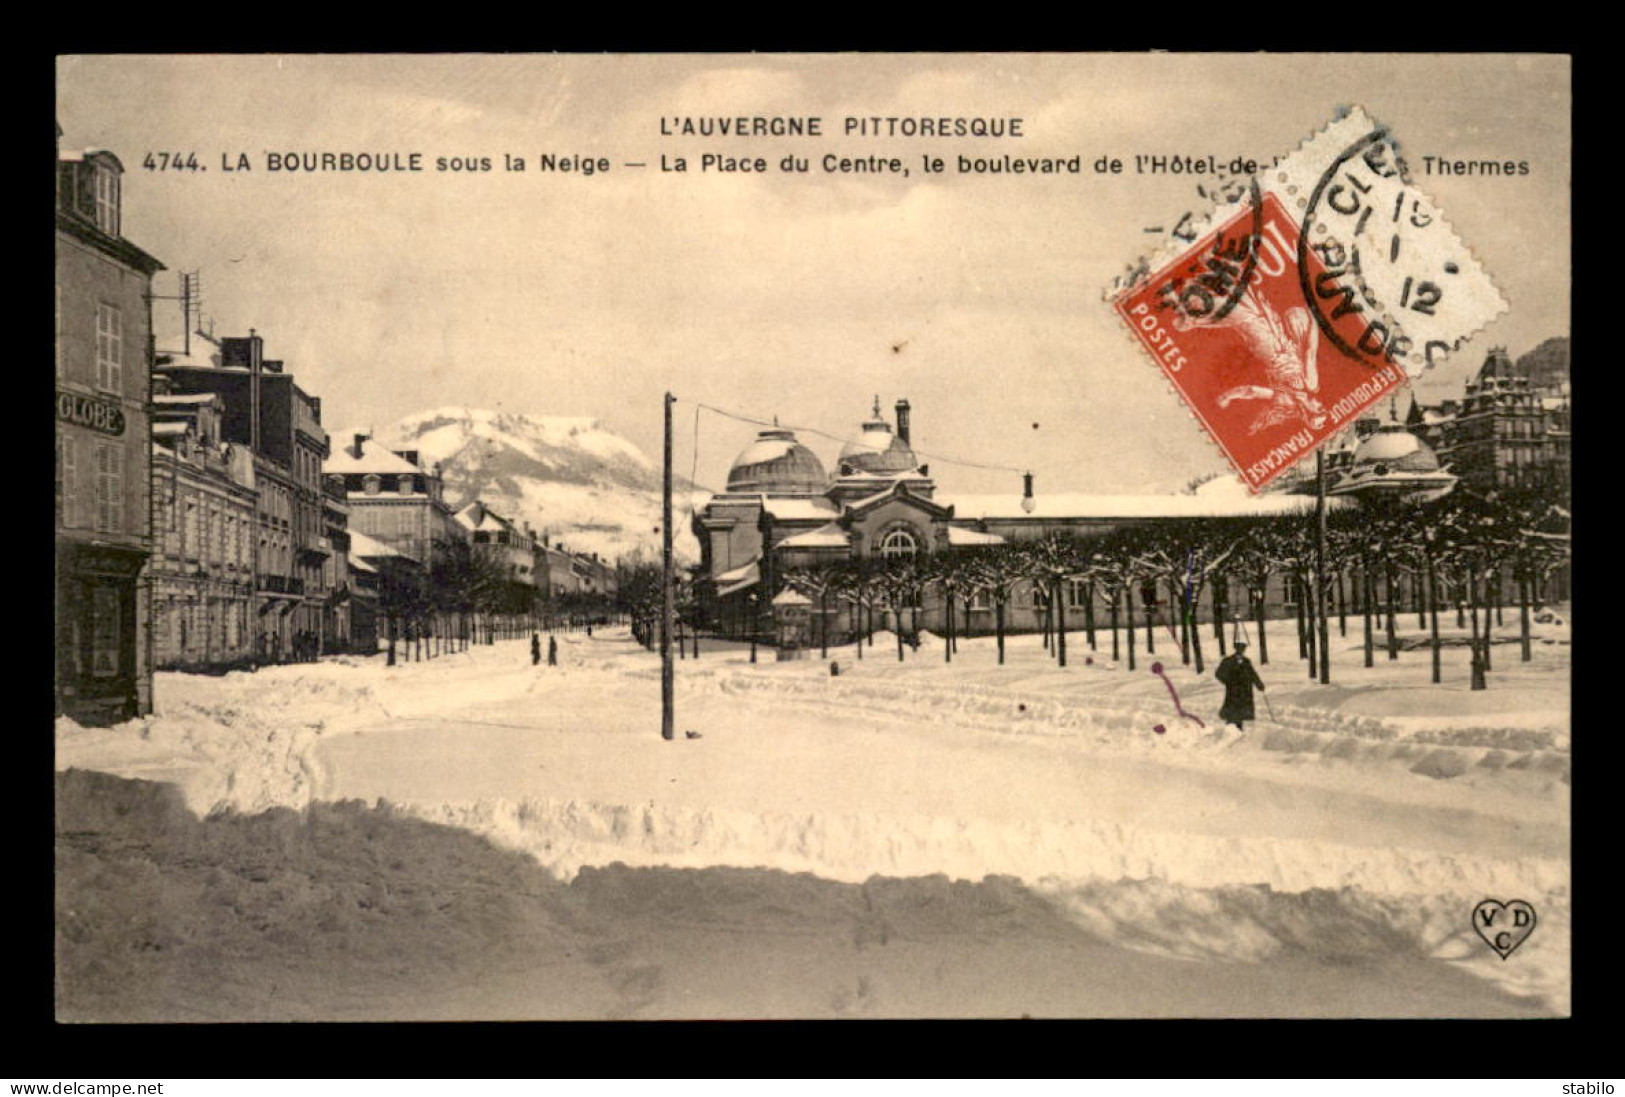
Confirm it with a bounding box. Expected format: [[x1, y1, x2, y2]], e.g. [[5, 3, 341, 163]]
[[54, 53, 1571, 1021]]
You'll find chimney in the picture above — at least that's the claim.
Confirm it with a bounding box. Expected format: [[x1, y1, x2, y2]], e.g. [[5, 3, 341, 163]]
[[352, 433, 368, 459], [894, 399, 912, 445]]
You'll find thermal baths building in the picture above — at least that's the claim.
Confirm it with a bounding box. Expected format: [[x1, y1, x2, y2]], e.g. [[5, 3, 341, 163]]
[[693, 397, 1456, 642]]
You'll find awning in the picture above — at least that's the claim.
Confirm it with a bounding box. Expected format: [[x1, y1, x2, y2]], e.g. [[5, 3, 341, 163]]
[[716, 559, 760, 596]]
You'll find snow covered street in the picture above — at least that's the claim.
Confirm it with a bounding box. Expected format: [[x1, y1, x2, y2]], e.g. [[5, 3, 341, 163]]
[[56, 617, 1570, 1019]]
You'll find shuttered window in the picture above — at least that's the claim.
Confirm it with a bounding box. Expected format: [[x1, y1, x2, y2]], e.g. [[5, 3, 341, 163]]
[[95, 442, 122, 534], [96, 304, 122, 394]]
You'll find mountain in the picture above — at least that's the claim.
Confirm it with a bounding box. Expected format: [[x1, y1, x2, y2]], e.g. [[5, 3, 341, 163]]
[[343, 407, 702, 563]]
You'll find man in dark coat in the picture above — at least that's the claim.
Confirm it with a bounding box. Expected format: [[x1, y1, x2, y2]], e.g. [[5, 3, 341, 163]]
[[1215, 642, 1266, 730], [548, 635, 559, 666], [531, 632, 542, 666]]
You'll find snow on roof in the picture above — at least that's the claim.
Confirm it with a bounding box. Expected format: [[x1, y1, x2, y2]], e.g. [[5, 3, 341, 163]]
[[772, 588, 813, 606], [347, 529, 418, 563], [947, 526, 1006, 546], [324, 438, 420, 476], [153, 393, 218, 406], [777, 523, 850, 550], [940, 492, 1339, 520], [346, 553, 378, 574], [761, 496, 841, 521], [716, 558, 761, 584], [151, 422, 189, 438]]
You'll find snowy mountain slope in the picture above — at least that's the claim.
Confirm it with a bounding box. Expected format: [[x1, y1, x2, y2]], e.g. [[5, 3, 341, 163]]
[[343, 407, 703, 563]]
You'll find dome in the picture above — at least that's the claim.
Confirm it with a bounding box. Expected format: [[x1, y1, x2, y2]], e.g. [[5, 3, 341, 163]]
[[727, 428, 828, 493], [1351, 424, 1441, 474], [838, 414, 918, 475]]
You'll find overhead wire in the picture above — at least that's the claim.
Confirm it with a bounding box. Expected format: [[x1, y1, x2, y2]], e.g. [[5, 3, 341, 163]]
[[685, 398, 1031, 477]]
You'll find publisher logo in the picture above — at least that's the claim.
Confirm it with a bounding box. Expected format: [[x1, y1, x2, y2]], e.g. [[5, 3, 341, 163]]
[[1472, 898, 1537, 960]]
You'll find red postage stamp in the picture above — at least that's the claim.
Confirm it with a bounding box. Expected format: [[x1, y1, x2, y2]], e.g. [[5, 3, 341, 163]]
[[1112, 107, 1506, 492], [1116, 191, 1405, 492]]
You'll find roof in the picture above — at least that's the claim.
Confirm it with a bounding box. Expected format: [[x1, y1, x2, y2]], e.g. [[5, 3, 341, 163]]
[[777, 523, 850, 550], [347, 528, 418, 563], [153, 393, 218, 406], [947, 526, 1006, 546], [940, 492, 1342, 520], [772, 588, 813, 607], [347, 553, 378, 574], [151, 422, 189, 438], [324, 438, 421, 476], [716, 558, 761, 596], [761, 496, 841, 521]]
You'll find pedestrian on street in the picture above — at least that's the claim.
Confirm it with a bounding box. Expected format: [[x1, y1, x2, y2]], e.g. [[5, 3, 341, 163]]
[[531, 632, 541, 666], [548, 635, 558, 666], [1215, 641, 1266, 732]]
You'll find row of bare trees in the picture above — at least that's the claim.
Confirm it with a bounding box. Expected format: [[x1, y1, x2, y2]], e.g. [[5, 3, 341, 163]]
[[375, 538, 623, 666], [745, 487, 1569, 690]]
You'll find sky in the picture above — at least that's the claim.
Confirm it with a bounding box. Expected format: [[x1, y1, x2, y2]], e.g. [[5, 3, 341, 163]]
[[56, 54, 1570, 497]]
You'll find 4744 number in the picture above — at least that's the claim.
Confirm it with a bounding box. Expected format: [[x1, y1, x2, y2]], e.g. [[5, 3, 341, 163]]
[[142, 151, 203, 171]]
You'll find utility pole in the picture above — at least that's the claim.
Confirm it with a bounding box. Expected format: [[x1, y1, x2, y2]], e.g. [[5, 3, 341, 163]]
[[1315, 448, 1331, 684], [661, 392, 675, 740]]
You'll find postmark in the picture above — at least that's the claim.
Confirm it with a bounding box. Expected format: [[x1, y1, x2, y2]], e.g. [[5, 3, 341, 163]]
[[1473, 898, 1537, 960], [1110, 107, 1507, 490]]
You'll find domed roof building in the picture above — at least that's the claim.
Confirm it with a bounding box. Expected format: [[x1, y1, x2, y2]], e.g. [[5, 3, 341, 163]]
[[1326, 417, 1457, 504], [726, 427, 828, 493], [838, 398, 919, 476]]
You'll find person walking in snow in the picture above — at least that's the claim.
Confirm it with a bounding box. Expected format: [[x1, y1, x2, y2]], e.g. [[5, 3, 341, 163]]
[[531, 632, 541, 666], [1215, 642, 1266, 731], [548, 635, 558, 667]]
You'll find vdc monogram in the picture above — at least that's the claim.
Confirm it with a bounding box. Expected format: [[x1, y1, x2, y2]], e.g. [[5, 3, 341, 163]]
[[1473, 899, 1537, 960]]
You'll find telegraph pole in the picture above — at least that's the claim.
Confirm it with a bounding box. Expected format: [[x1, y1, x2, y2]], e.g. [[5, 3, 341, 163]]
[[1315, 448, 1331, 684], [661, 392, 675, 740]]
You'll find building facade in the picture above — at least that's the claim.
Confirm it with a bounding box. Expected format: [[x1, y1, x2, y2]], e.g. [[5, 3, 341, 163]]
[[56, 132, 165, 723], [155, 333, 335, 662], [149, 391, 258, 670], [695, 397, 1476, 643], [1426, 347, 1571, 493]]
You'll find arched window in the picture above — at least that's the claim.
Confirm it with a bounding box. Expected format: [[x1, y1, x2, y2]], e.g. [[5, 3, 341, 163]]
[[363, 475, 381, 495], [878, 529, 917, 559], [397, 475, 414, 495]]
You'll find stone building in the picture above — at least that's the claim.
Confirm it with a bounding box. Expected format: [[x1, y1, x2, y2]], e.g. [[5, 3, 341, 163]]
[[155, 333, 334, 662], [55, 130, 165, 723], [149, 391, 258, 670], [456, 500, 540, 632], [1426, 346, 1571, 493], [325, 435, 465, 645]]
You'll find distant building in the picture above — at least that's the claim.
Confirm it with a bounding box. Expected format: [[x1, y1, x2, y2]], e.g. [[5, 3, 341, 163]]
[[154, 332, 334, 662], [1426, 346, 1571, 492], [692, 396, 1406, 641], [325, 434, 463, 559], [456, 500, 540, 629], [325, 435, 465, 646], [56, 127, 166, 723], [149, 389, 258, 671]]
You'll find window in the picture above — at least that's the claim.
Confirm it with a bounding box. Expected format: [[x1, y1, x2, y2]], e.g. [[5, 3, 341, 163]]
[[57, 434, 80, 528], [878, 529, 918, 559], [90, 586, 120, 678], [1066, 578, 1091, 608], [95, 305, 123, 394], [364, 475, 381, 495], [95, 442, 123, 534], [94, 166, 120, 235]]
